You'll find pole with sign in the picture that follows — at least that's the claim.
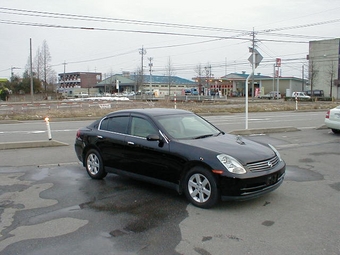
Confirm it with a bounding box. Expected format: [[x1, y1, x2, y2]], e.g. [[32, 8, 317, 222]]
[[275, 58, 281, 95], [116, 79, 120, 92], [246, 46, 263, 129]]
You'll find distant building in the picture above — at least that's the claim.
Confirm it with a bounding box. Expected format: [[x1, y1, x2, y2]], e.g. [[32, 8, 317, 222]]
[[95, 74, 136, 94], [58, 72, 102, 88], [96, 72, 195, 97], [308, 38, 340, 98], [209, 72, 306, 97]]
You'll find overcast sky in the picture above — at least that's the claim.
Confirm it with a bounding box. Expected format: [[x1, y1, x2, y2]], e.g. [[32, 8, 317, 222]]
[[1, 0, 339, 81]]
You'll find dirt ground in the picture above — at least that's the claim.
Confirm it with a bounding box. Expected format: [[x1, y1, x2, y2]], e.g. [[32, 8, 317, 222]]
[[0, 98, 338, 121]]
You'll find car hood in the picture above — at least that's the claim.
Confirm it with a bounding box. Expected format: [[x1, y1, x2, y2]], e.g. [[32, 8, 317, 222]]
[[178, 134, 275, 164]]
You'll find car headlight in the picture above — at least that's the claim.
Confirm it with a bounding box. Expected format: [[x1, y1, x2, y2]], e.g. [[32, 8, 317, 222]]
[[217, 154, 246, 174], [268, 144, 282, 161]]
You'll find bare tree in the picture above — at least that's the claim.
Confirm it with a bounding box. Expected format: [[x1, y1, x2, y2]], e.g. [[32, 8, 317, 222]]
[[165, 57, 175, 97], [33, 47, 42, 81], [135, 67, 143, 93], [31, 40, 55, 93], [327, 61, 335, 98], [25, 56, 33, 77], [41, 40, 52, 92], [308, 60, 318, 97]]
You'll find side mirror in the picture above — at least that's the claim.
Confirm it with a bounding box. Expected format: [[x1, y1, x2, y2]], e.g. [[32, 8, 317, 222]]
[[146, 134, 160, 141], [146, 134, 164, 147]]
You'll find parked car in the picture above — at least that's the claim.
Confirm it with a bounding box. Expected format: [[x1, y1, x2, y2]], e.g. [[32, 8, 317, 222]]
[[305, 90, 324, 97], [122, 91, 135, 97], [325, 105, 340, 134], [75, 108, 285, 208], [231, 91, 239, 97], [291, 92, 311, 99], [258, 91, 282, 99], [184, 88, 199, 95]]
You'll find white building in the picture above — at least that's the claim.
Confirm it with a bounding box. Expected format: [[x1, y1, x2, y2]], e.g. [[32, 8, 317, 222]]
[[308, 38, 340, 99]]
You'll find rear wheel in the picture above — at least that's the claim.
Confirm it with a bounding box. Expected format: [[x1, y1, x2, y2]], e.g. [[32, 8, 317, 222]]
[[331, 129, 340, 134], [85, 149, 107, 179], [183, 167, 219, 208]]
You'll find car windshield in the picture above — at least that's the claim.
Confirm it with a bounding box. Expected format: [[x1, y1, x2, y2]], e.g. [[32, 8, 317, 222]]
[[156, 113, 221, 139]]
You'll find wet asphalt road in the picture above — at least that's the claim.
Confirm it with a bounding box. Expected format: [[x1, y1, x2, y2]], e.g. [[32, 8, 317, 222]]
[[0, 112, 339, 254]]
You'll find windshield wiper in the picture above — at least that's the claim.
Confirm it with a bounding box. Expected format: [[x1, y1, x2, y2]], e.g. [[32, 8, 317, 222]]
[[194, 134, 214, 139]]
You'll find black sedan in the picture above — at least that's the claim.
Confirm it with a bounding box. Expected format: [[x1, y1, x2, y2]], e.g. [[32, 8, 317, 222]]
[[75, 108, 285, 208]]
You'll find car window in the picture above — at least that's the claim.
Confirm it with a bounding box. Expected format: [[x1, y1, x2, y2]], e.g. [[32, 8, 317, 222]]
[[157, 114, 220, 139], [130, 117, 157, 138], [100, 116, 129, 134]]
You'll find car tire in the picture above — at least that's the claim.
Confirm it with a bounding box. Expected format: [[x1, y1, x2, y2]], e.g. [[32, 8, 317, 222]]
[[184, 167, 219, 208], [85, 149, 107, 179], [331, 129, 340, 134]]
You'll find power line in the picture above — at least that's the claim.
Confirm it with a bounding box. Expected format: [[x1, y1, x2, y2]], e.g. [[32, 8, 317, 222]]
[[0, 7, 249, 34], [260, 18, 340, 33], [2, 6, 337, 78], [0, 19, 314, 45], [51, 50, 136, 67], [1, 6, 338, 42]]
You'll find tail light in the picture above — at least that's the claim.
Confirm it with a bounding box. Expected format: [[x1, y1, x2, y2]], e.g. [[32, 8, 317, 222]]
[[76, 129, 81, 138], [325, 110, 330, 119]]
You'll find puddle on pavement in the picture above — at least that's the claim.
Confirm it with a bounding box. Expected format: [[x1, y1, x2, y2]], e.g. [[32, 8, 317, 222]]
[[329, 182, 340, 191], [284, 166, 324, 182], [30, 168, 50, 181]]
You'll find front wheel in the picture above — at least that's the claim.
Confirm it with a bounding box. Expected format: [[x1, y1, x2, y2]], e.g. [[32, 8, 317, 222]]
[[85, 149, 107, 179], [183, 167, 219, 208]]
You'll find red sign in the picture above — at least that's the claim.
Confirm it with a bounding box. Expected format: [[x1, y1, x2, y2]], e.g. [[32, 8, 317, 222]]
[[276, 58, 281, 67]]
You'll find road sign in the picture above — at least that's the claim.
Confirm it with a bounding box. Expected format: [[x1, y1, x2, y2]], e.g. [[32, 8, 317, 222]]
[[248, 49, 263, 68]]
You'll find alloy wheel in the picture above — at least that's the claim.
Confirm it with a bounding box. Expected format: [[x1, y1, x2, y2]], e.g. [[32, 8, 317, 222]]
[[188, 173, 211, 203]]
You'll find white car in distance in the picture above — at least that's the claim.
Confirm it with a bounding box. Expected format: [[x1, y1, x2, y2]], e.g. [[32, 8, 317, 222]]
[[291, 92, 311, 99], [325, 105, 340, 134]]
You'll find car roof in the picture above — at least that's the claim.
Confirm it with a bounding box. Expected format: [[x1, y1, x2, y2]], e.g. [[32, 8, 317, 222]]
[[106, 108, 193, 117]]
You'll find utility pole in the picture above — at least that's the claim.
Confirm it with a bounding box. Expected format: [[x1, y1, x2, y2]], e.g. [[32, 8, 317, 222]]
[[139, 46, 146, 92], [330, 61, 334, 98], [302, 65, 304, 91], [30, 38, 34, 103], [251, 29, 255, 100], [10, 66, 20, 82], [148, 57, 153, 92], [225, 57, 227, 77], [204, 65, 212, 95], [275, 58, 281, 95], [246, 29, 262, 129], [272, 64, 275, 92], [63, 61, 67, 87]]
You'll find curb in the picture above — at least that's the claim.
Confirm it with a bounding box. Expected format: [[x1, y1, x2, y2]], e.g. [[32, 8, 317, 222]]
[[229, 126, 300, 135], [316, 124, 328, 130], [0, 140, 69, 150]]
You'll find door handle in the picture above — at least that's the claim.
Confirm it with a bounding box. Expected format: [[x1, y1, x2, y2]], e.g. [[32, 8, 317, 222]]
[[97, 135, 103, 139], [127, 141, 134, 145]]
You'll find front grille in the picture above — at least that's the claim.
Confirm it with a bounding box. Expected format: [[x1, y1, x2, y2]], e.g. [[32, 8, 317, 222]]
[[246, 155, 280, 172]]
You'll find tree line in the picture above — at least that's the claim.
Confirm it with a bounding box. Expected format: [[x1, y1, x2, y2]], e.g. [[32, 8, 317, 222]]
[[0, 40, 56, 101]]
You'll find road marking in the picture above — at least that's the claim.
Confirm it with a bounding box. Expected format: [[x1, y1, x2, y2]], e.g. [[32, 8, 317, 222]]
[[0, 129, 78, 135]]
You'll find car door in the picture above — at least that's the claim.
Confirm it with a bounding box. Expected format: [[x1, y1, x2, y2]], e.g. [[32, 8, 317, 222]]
[[95, 114, 130, 170], [123, 115, 185, 184]]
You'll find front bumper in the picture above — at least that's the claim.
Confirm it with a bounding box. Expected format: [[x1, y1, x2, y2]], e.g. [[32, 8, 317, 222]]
[[220, 166, 285, 201]]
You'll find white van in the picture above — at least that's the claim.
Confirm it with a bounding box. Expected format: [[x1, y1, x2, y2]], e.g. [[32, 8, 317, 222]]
[[258, 91, 281, 99]]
